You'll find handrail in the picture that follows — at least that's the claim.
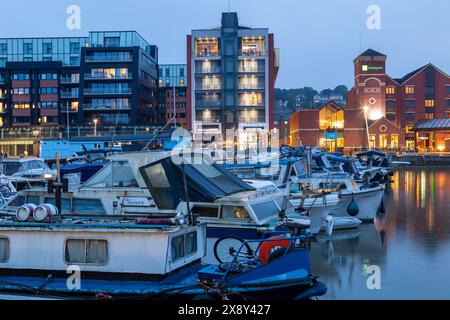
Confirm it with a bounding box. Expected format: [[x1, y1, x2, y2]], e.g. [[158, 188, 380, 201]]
[[221, 233, 312, 281]]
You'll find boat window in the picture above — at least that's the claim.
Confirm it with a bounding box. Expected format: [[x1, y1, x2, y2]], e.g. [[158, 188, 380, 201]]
[[65, 239, 108, 265], [251, 201, 280, 221], [44, 197, 72, 214], [294, 161, 308, 175], [0, 237, 10, 263], [191, 164, 246, 195], [257, 165, 281, 181], [2, 162, 22, 175], [192, 206, 219, 218], [221, 205, 251, 220], [25, 196, 41, 205], [8, 195, 25, 207], [142, 163, 178, 210], [111, 161, 139, 188], [275, 197, 294, 212], [171, 231, 197, 261], [72, 199, 106, 214], [83, 161, 138, 189]]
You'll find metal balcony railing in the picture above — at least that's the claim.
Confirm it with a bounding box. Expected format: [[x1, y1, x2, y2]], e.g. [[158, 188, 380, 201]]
[[195, 50, 220, 57], [239, 49, 267, 57], [195, 84, 221, 90], [195, 100, 222, 107], [238, 117, 266, 123], [85, 55, 133, 63], [195, 116, 222, 123], [84, 73, 132, 80], [82, 104, 131, 110], [238, 66, 265, 73], [238, 101, 264, 107], [60, 77, 80, 84], [60, 92, 79, 98], [195, 67, 221, 74], [83, 88, 132, 95], [238, 84, 265, 90]]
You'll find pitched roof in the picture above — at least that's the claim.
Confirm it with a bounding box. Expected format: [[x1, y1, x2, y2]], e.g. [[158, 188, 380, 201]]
[[393, 64, 429, 84], [358, 49, 386, 58]]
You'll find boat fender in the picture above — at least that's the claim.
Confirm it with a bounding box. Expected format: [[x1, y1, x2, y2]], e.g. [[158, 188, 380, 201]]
[[33, 204, 59, 222], [16, 204, 37, 222], [259, 236, 291, 264], [325, 215, 334, 237], [347, 196, 359, 217]]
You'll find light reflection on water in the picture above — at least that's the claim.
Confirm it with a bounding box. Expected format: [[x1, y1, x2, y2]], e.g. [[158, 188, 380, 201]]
[[311, 167, 450, 300]]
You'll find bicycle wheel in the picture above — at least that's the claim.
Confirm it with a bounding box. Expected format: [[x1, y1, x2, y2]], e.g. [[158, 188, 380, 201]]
[[213, 236, 253, 264]]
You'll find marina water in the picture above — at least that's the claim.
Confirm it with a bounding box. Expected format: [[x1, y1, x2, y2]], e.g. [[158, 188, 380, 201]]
[[310, 167, 450, 299]]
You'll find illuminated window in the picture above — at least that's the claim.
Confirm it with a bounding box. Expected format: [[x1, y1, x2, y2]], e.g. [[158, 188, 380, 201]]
[[425, 99, 435, 107], [362, 65, 368, 72], [405, 86, 415, 94], [391, 135, 399, 148], [180, 79, 185, 87], [386, 87, 395, 95], [425, 113, 434, 120], [13, 103, 30, 109], [71, 101, 78, 111], [405, 126, 413, 133]]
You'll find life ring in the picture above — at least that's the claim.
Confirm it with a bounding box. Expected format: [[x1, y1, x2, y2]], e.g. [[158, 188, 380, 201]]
[[259, 235, 291, 264]]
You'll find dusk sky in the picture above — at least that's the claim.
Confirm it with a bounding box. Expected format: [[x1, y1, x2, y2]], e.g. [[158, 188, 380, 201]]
[[1, 0, 449, 89]]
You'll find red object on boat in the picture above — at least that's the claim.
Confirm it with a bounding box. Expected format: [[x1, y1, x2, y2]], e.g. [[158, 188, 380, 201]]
[[135, 218, 176, 225], [258, 235, 291, 264]]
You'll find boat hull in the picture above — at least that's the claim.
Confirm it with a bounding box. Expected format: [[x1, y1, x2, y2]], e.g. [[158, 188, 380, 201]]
[[329, 186, 385, 221]]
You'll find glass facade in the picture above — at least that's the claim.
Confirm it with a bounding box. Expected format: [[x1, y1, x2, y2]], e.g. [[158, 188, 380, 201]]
[[159, 64, 186, 87], [0, 37, 88, 66]]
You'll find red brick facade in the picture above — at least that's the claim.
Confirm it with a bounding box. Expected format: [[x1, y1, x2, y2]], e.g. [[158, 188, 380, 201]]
[[291, 49, 450, 152]]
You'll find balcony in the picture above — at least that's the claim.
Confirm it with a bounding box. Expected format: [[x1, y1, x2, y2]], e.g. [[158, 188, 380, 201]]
[[239, 49, 267, 57], [195, 99, 221, 107], [83, 104, 131, 111], [85, 54, 133, 63], [238, 66, 265, 73], [85, 73, 132, 80], [195, 67, 221, 74], [61, 106, 78, 113], [60, 77, 80, 84], [195, 50, 220, 58], [83, 88, 132, 95], [195, 116, 222, 123], [238, 101, 264, 107], [238, 83, 265, 90], [60, 91, 79, 99], [195, 84, 221, 91], [239, 116, 266, 123], [0, 79, 5, 85]]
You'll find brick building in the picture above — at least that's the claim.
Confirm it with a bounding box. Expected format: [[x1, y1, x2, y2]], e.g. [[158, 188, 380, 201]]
[[291, 49, 450, 152]]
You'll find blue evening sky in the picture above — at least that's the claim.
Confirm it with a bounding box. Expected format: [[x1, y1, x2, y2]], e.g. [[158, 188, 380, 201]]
[[1, 0, 449, 89]]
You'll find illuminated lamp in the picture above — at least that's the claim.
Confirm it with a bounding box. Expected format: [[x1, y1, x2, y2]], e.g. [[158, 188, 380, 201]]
[[437, 144, 445, 152]]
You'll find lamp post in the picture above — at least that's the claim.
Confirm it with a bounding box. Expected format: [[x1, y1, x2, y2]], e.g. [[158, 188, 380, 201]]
[[93, 119, 98, 137], [363, 105, 370, 150]]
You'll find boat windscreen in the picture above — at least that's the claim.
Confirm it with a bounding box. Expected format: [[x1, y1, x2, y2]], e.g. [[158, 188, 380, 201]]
[[2, 162, 21, 175], [190, 163, 252, 195]]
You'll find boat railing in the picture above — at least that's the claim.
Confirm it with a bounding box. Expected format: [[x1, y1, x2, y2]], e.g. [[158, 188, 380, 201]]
[[220, 234, 312, 280]]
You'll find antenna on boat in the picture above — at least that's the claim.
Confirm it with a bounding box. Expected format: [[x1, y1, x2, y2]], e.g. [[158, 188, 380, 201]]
[[180, 160, 194, 225]]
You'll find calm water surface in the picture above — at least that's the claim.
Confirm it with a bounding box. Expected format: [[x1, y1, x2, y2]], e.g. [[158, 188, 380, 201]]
[[311, 167, 450, 299]]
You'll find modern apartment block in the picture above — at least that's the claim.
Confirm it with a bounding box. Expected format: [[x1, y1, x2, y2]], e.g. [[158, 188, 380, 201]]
[[158, 64, 188, 128], [187, 12, 279, 148], [0, 31, 158, 130]]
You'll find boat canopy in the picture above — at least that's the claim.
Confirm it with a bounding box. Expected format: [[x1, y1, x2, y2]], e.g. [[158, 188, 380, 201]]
[[139, 157, 254, 210], [356, 150, 387, 158]]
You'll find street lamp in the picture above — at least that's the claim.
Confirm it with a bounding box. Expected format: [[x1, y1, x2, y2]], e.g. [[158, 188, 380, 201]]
[[363, 105, 370, 150], [93, 119, 98, 137]]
